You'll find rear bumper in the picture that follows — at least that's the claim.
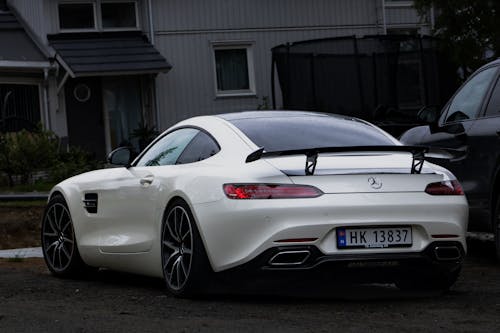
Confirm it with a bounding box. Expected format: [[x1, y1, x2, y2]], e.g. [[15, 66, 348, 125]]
[[226, 241, 464, 283], [193, 192, 468, 272]]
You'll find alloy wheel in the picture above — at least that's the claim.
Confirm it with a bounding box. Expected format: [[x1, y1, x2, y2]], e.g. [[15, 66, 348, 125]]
[[42, 202, 75, 272], [162, 206, 193, 291]]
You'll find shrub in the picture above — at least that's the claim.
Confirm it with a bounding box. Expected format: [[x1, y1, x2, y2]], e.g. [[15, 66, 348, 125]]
[[0, 128, 58, 186], [49, 147, 104, 182]]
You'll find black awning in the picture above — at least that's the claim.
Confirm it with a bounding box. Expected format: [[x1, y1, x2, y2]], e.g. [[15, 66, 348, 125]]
[[48, 32, 172, 77]]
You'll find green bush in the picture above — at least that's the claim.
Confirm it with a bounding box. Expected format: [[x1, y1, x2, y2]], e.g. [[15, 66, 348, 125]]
[[49, 147, 104, 183], [0, 128, 103, 188], [0, 128, 58, 187]]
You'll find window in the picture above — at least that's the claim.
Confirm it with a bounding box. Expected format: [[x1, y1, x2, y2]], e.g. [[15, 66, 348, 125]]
[[136, 128, 199, 166], [213, 43, 256, 96], [58, 3, 96, 30], [443, 66, 498, 123], [176, 131, 220, 164], [0, 84, 41, 132], [227, 115, 395, 152], [58, 1, 138, 32], [101, 2, 137, 29], [485, 74, 500, 117]]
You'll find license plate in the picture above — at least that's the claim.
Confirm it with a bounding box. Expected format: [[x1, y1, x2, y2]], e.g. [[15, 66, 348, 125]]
[[336, 226, 412, 249]]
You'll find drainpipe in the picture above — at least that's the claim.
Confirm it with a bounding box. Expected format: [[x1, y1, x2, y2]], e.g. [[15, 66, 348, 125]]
[[381, 0, 387, 34], [148, 0, 161, 130], [430, 6, 435, 31], [43, 68, 51, 131]]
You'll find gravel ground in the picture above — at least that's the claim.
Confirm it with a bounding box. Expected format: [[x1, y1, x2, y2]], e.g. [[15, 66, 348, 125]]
[[1, 238, 500, 332]]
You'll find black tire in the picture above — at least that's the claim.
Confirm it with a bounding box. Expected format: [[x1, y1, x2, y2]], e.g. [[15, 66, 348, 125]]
[[41, 194, 91, 277], [161, 199, 212, 297], [494, 195, 500, 261], [396, 266, 461, 292]]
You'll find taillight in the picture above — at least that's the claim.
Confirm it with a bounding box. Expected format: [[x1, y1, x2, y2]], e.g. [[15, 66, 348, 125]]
[[223, 184, 323, 199], [425, 180, 464, 195]]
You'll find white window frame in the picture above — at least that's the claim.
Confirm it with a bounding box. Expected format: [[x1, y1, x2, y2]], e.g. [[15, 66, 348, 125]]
[[57, 0, 139, 33], [211, 41, 256, 98], [384, 0, 414, 8], [58, 1, 98, 33], [0, 79, 46, 130]]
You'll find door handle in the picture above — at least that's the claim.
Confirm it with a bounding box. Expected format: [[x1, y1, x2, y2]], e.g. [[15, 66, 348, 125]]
[[139, 175, 154, 186]]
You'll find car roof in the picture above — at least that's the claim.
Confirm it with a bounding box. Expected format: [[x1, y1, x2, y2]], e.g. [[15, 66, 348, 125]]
[[478, 58, 500, 71], [216, 110, 345, 121]]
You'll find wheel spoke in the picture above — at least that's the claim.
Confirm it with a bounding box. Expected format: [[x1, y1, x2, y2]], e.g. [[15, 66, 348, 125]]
[[176, 259, 182, 286], [53, 206, 60, 231], [176, 212, 185, 240], [163, 250, 179, 271], [166, 216, 180, 243], [46, 210, 58, 234], [57, 247, 63, 269], [63, 237, 74, 244], [162, 240, 177, 251], [51, 245, 58, 268], [60, 245, 71, 262], [58, 207, 65, 231], [46, 241, 58, 253], [179, 258, 188, 278], [61, 213, 71, 233]]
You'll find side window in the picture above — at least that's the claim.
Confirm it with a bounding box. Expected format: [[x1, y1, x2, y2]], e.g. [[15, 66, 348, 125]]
[[135, 128, 199, 166], [176, 131, 220, 164], [485, 76, 500, 117], [443, 66, 498, 123]]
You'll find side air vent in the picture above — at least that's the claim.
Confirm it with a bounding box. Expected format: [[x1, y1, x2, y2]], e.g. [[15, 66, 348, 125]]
[[83, 193, 98, 213]]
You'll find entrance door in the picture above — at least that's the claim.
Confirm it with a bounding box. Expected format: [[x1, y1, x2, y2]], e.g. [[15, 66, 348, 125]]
[[102, 77, 143, 153], [65, 77, 106, 159]]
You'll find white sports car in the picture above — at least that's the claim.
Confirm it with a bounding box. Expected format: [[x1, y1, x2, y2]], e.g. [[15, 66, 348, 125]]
[[42, 111, 468, 296]]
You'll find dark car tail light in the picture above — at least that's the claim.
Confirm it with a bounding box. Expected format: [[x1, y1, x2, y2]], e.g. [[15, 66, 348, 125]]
[[223, 184, 323, 199], [425, 180, 464, 195]]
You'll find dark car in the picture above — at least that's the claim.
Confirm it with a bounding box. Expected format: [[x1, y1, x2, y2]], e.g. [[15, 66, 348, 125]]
[[400, 59, 500, 257]]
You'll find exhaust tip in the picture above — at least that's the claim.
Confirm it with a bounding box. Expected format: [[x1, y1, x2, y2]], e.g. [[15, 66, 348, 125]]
[[268, 250, 311, 266], [434, 246, 461, 261]]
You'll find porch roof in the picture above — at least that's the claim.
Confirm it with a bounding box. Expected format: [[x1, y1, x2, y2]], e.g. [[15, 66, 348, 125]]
[[48, 32, 172, 77]]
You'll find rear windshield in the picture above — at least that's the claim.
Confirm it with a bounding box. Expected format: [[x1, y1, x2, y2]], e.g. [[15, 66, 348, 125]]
[[229, 116, 395, 151]]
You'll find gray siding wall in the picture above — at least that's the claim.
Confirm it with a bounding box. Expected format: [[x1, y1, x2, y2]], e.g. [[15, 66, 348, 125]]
[[7, 0, 47, 42], [9, 0, 431, 132], [16, 0, 151, 36], [152, 0, 390, 129]]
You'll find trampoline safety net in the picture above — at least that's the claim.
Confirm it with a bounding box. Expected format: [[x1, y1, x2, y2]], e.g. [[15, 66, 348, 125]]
[[271, 35, 458, 136]]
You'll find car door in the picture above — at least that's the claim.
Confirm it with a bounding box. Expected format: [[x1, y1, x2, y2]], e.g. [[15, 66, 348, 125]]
[[463, 71, 500, 225], [430, 65, 499, 188], [98, 127, 201, 253]]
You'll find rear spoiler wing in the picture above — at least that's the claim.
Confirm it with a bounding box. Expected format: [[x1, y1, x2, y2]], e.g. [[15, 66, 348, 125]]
[[245, 145, 457, 176]]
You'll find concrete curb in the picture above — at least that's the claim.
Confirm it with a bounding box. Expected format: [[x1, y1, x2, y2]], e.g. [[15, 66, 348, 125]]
[[0, 193, 49, 201], [0, 247, 43, 258]]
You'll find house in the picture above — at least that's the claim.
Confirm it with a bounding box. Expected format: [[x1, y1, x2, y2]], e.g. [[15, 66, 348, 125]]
[[2, 0, 433, 158]]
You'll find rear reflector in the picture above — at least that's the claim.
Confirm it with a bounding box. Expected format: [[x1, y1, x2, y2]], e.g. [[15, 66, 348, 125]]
[[275, 238, 318, 243], [223, 184, 323, 199], [425, 180, 464, 195], [431, 234, 459, 239]]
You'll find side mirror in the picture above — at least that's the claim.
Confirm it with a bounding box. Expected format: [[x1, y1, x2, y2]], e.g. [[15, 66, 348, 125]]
[[107, 147, 132, 167], [417, 106, 439, 124]]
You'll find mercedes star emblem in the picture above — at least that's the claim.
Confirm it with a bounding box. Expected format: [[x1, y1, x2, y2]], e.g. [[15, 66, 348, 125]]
[[368, 176, 383, 189]]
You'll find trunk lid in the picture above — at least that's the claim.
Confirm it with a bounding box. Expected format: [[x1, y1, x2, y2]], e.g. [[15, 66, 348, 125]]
[[264, 153, 443, 194]]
